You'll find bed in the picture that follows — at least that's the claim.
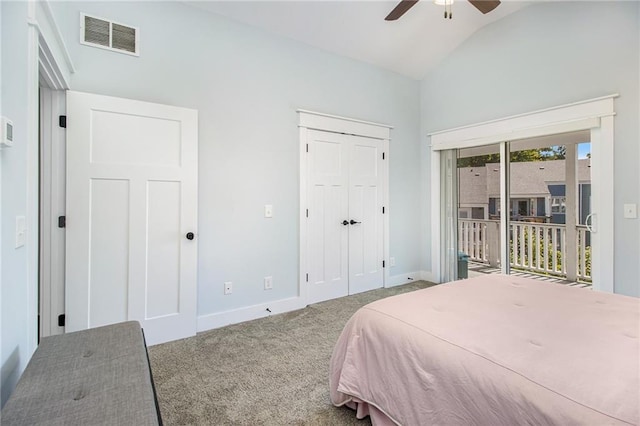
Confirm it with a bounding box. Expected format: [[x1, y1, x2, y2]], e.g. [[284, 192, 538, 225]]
[[330, 274, 640, 425]]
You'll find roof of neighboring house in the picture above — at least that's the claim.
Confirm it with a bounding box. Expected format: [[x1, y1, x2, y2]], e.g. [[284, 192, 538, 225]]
[[458, 166, 489, 204], [458, 159, 591, 203]]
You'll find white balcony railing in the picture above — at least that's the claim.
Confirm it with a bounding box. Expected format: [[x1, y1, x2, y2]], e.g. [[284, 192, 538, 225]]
[[458, 219, 592, 282], [576, 225, 591, 281]]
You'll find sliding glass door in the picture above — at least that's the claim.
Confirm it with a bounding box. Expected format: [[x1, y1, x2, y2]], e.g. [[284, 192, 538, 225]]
[[446, 134, 593, 285], [455, 143, 503, 278]]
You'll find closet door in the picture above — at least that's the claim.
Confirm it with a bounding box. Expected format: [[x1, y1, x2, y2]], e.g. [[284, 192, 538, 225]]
[[348, 137, 384, 294], [306, 130, 384, 304], [307, 130, 350, 304]]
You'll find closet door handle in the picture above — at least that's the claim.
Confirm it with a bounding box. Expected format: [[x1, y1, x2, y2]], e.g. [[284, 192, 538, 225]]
[[342, 220, 349, 226], [350, 220, 361, 225]]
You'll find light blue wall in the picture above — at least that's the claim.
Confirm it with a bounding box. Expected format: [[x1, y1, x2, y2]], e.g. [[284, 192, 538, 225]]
[[421, 1, 640, 297], [49, 1, 422, 316], [0, 1, 35, 407]]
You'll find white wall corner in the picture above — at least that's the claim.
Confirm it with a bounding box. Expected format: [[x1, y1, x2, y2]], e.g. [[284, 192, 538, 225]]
[[420, 270, 438, 284], [386, 271, 439, 289], [197, 296, 306, 333]]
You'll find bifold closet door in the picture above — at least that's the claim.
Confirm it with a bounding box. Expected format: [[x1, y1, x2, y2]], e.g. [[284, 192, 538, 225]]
[[306, 130, 383, 304]]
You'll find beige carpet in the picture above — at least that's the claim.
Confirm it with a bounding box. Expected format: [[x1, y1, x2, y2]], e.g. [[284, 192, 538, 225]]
[[148, 280, 435, 425]]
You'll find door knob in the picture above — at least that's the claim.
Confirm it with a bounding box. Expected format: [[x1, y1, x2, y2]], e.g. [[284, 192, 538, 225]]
[[342, 220, 349, 226], [350, 220, 361, 225], [186, 232, 195, 240]]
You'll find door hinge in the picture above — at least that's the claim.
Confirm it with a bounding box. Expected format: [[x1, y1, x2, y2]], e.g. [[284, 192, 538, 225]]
[[306, 209, 309, 218], [306, 273, 309, 282], [59, 115, 67, 128], [382, 152, 385, 160], [58, 314, 65, 327], [382, 260, 386, 268], [58, 216, 66, 228], [306, 144, 309, 153], [382, 206, 385, 214]]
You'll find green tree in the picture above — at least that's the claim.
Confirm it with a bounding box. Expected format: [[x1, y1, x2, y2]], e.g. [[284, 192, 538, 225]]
[[458, 145, 566, 167]]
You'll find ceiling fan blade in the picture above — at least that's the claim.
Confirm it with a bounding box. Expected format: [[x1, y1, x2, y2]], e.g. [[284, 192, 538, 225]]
[[385, 0, 420, 21], [468, 0, 501, 14]]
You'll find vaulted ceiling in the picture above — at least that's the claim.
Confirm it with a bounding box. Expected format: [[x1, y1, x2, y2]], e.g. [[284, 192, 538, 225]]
[[188, 1, 532, 80]]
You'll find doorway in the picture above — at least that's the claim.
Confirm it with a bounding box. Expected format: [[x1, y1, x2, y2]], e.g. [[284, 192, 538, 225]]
[[40, 90, 200, 346], [38, 30, 71, 340]]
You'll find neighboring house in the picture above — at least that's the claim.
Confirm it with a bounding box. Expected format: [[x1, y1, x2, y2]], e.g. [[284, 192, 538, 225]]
[[458, 159, 591, 224]]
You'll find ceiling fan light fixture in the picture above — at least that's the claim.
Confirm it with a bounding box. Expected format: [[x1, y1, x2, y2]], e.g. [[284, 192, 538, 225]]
[[385, 0, 499, 22], [434, 0, 454, 19]]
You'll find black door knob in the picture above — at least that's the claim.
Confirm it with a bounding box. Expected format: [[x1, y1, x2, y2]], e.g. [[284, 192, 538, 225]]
[[350, 220, 361, 225], [342, 220, 349, 226], [186, 232, 195, 240]]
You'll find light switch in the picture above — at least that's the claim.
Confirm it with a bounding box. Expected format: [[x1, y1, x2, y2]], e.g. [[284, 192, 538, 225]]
[[15, 216, 26, 248], [264, 204, 273, 218], [1, 117, 14, 148], [623, 203, 637, 219]]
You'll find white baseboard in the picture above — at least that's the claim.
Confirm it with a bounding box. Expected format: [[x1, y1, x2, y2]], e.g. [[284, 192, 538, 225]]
[[386, 271, 422, 288], [197, 296, 306, 333], [198, 272, 441, 333], [386, 270, 439, 288]]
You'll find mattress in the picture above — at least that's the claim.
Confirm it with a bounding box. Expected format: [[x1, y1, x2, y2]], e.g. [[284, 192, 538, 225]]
[[330, 275, 640, 425]]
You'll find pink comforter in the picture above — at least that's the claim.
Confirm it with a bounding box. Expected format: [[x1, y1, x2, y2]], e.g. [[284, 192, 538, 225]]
[[330, 275, 640, 425]]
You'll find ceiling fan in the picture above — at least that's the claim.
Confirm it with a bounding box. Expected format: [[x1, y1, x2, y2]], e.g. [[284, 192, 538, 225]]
[[385, 0, 501, 20]]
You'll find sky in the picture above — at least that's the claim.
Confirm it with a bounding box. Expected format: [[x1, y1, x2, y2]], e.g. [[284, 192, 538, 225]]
[[578, 142, 591, 159]]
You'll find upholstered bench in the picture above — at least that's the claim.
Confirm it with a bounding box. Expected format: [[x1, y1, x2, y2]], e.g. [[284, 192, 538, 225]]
[[1, 321, 162, 425]]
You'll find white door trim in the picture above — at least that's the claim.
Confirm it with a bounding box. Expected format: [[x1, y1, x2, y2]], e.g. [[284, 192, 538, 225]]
[[429, 95, 616, 150], [32, 0, 73, 341], [39, 88, 67, 338], [429, 95, 617, 292], [299, 110, 391, 304], [25, 0, 74, 356]]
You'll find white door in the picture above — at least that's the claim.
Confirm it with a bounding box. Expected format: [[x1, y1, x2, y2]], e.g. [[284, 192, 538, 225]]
[[65, 91, 198, 345], [307, 130, 384, 304], [348, 137, 384, 294], [307, 131, 350, 303]]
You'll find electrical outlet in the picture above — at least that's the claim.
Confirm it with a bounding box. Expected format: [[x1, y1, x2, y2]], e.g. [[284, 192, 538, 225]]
[[224, 281, 233, 295], [264, 276, 273, 290], [389, 257, 396, 267], [264, 204, 273, 218]]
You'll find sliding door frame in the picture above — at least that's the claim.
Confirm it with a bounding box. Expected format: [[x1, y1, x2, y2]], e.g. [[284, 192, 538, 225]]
[[499, 142, 511, 275], [429, 95, 617, 292]]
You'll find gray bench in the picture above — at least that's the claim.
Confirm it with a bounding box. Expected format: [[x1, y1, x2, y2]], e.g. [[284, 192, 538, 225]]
[[1, 321, 162, 425]]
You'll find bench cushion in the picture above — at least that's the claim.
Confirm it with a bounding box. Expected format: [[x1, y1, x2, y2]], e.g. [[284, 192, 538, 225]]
[[2, 321, 160, 425]]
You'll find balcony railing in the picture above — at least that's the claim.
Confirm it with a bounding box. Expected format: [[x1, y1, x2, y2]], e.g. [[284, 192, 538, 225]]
[[459, 219, 591, 282]]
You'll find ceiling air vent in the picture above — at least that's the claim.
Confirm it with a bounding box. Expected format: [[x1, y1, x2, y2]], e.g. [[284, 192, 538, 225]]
[[81, 13, 139, 56]]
